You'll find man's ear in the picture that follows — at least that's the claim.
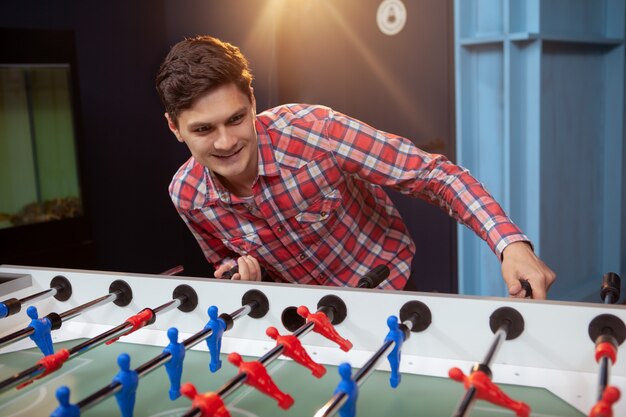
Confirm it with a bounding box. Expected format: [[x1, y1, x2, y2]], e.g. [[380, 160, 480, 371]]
[[165, 113, 184, 143]]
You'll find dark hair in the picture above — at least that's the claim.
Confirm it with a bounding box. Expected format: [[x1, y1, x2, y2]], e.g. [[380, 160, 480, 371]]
[[155, 35, 253, 125]]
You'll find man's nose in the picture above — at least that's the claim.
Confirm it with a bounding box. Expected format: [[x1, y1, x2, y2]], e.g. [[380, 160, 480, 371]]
[[213, 127, 236, 150]]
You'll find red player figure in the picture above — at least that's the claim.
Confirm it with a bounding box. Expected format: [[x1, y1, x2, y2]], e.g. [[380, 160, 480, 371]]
[[180, 383, 231, 417], [266, 326, 326, 378], [449, 367, 530, 417], [589, 386, 621, 417], [227, 352, 294, 409], [296, 306, 353, 352], [595, 341, 617, 365]]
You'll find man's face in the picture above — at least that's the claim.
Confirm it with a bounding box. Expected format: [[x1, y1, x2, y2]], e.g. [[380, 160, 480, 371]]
[[167, 83, 258, 194]]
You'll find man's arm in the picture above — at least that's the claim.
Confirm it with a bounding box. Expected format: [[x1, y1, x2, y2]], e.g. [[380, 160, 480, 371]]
[[324, 109, 555, 298]]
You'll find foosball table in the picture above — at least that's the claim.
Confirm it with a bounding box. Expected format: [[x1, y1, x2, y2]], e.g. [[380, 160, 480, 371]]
[[0, 265, 624, 417]]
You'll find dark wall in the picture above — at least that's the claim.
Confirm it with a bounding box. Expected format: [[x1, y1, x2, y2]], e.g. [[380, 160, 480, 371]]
[[0, 0, 206, 276], [273, 0, 457, 293]]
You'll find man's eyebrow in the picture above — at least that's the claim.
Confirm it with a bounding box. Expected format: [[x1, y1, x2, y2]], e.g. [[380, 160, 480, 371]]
[[187, 106, 248, 131], [188, 121, 214, 131]]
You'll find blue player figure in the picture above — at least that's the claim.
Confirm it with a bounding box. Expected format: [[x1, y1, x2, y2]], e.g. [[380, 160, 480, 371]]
[[112, 353, 139, 417], [384, 315, 406, 388], [27, 305, 54, 356], [50, 386, 80, 417], [0, 301, 8, 318], [163, 327, 185, 400], [204, 305, 227, 372], [334, 363, 358, 417]]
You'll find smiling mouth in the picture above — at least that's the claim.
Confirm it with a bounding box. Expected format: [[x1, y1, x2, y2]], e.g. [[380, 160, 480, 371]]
[[214, 146, 243, 159]]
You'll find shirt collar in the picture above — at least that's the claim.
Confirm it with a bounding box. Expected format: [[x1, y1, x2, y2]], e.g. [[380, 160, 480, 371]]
[[255, 118, 280, 177]]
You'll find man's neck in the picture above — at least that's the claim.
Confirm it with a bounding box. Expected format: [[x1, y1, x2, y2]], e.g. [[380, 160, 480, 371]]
[[215, 173, 254, 197]]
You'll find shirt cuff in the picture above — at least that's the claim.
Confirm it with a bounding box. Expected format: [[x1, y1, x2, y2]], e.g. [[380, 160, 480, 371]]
[[485, 217, 532, 260]]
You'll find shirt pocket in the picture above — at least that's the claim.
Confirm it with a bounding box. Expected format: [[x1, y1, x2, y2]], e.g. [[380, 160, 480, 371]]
[[295, 189, 342, 223], [293, 188, 344, 244]]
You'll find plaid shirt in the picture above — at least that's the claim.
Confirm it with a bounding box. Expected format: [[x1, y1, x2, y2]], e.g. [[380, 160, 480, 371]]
[[169, 104, 528, 289]]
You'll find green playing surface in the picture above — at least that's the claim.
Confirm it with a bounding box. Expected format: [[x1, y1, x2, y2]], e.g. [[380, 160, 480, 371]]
[[0, 340, 585, 417]]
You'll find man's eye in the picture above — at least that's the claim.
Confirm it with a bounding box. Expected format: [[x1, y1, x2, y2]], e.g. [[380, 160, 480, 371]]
[[229, 114, 244, 124], [195, 126, 212, 133]]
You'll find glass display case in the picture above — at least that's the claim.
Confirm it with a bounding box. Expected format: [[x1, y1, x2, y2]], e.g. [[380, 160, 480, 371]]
[[0, 64, 83, 229], [0, 28, 94, 269]]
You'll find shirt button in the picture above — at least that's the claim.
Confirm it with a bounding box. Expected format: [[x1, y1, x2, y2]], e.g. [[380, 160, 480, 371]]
[[245, 205, 253, 211], [277, 226, 283, 233], [320, 211, 327, 218], [299, 254, 305, 260]]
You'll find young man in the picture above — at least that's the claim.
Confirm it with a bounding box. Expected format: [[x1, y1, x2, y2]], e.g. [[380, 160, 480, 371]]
[[156, 36, 555, 298]]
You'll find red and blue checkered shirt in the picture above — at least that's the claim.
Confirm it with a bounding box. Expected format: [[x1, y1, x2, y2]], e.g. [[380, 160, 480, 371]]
[[169, 104, 528, 289]]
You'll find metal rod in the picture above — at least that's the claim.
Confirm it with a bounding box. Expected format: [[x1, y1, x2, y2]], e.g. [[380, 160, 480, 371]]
[[76, 382, 122, 410], [0, 296, 182, 393], [0, 321, 134, 392], [0, 362, 47, 392], [597, 356, 610, 401], [353, 340, 394, 383], [453, 387, 478, 417], [75, 302, 254, 413], [292, 321, 315, 339], [67, 323, 132, 357], [17, 287, 58, 305], [182, 308, 327, 417], [0, 327, 35, 350], [58, 293, 118, 321], [452, 324, 510, 417], [0, 293, 118, 351], [315, 340, 396, 417], [315, 318, 416, 417], [481, 326, 508, 366], [152, 298, 182, 316], [229, 305, 253, 322]]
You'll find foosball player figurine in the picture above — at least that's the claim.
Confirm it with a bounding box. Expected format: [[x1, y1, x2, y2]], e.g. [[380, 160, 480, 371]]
[[588, 335, 622, 417], [163, 327, 186, 400], [334, 363, 358, 417], [296, 305, 353, 352], [180, 383, 231, 417], [266, 326, 326, 378], [384, 315, 405, 388], [112, 353, 139, 417], [227, 352, 294, 409], [591, 332, 622, 417], [204, 305, 227, 372], [50, 386, 80, 417], [449, 367, 530, 417], [589, 386, 621, 417], [587, 273, 624, 417], [27, 306, 54, 356]]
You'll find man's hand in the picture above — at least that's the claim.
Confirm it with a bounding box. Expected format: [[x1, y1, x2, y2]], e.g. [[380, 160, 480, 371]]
[[501, 242, 556, 299], [215, 255, 263, 281]]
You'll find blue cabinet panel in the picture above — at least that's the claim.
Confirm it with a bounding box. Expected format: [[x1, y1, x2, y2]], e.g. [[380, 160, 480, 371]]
[[455, 0, 625, 300]]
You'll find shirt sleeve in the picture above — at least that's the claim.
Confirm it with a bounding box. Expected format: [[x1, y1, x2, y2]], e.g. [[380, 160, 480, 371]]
[[176, 209, 234, 270], [323, 109, 530, 259]]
